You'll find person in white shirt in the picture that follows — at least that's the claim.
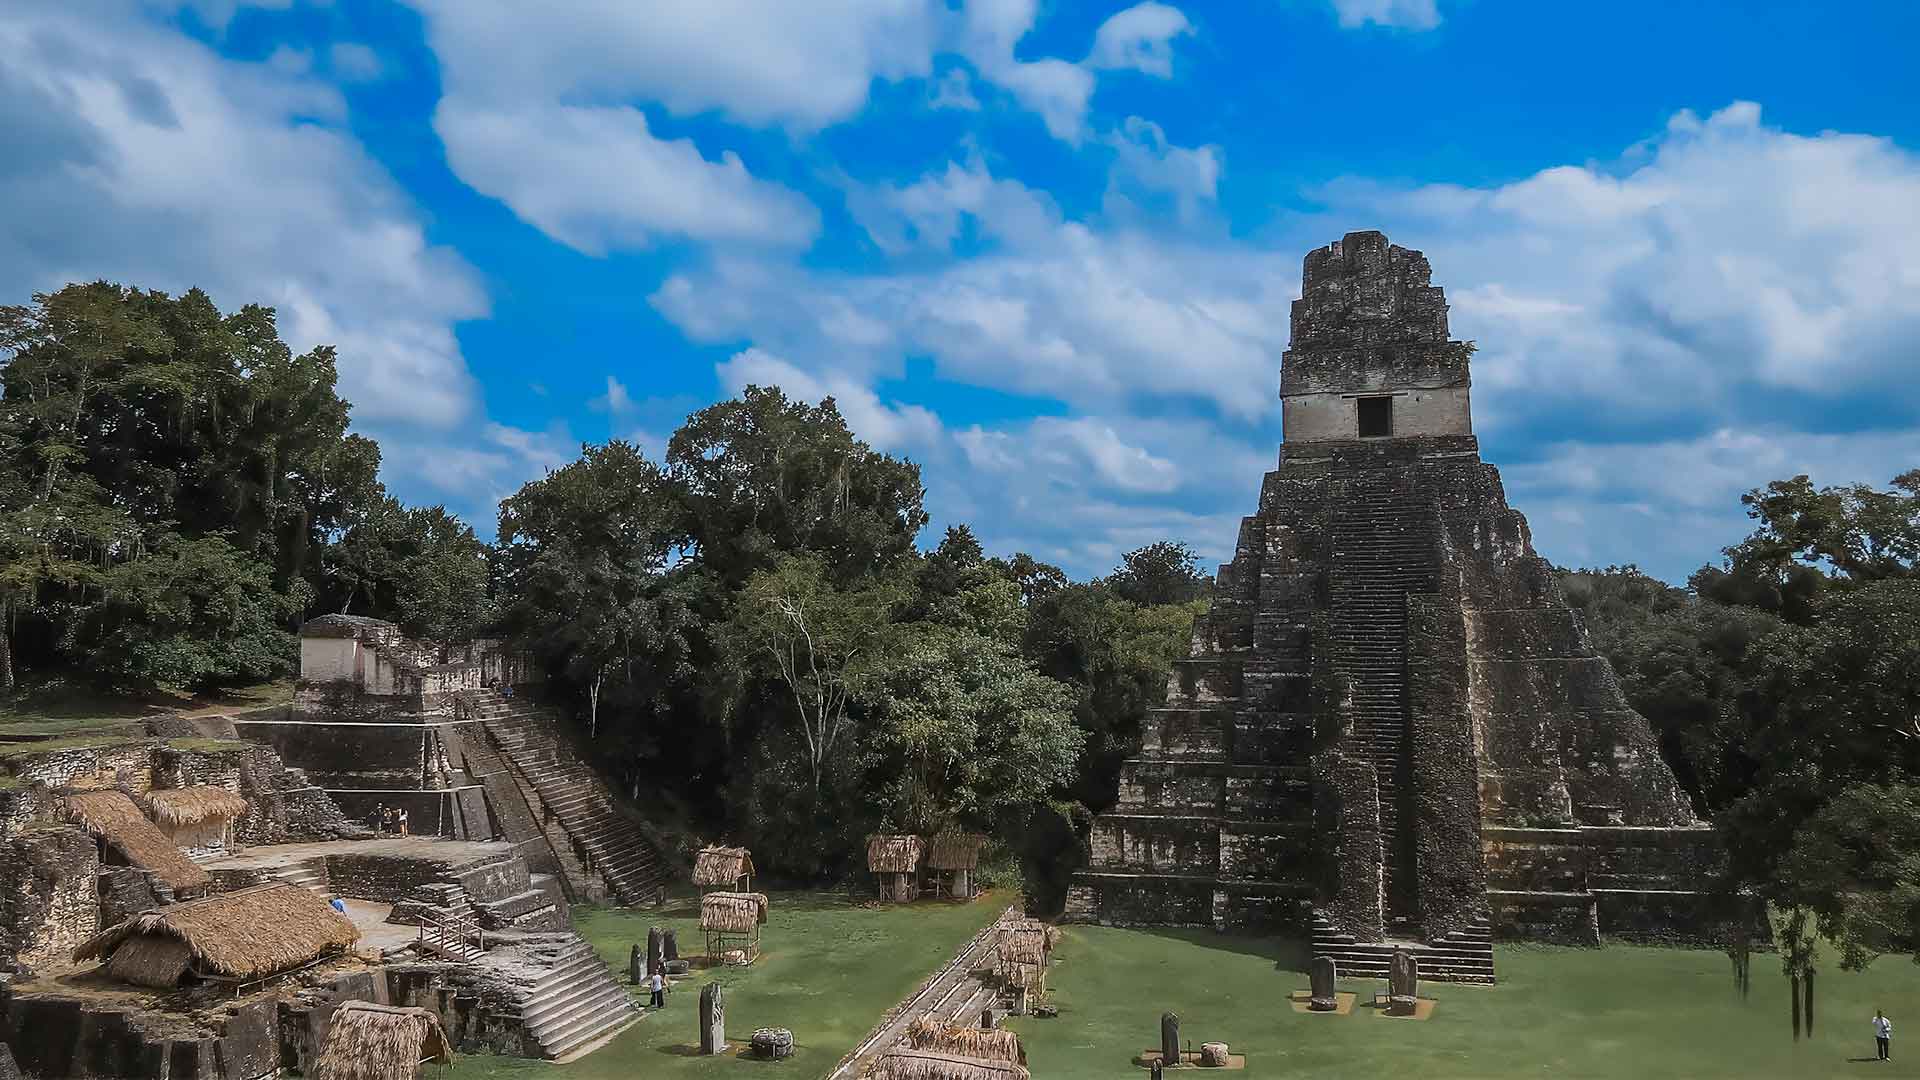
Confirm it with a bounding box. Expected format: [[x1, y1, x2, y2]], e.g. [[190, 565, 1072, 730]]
[[649, 970, 665, 1009], [1875, 1009, 1893, 1061]]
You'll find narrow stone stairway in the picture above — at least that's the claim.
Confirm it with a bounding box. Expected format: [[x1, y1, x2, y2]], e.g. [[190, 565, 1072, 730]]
[[462, 689, 667, 906], [1310, 913, 1496, 983], [1328, 484, 1438, 930], [511, 936, 643, 1061]]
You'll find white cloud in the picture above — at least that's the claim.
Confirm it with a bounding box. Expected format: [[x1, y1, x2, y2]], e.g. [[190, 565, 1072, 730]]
[[656, 160, 1290, 422], [329, 42, 383, 83], [402, 0, 940, 131], [1088, 3, 1194, 77], [434, 101, 818, 255], [957, 0, 1097, 142], [1329, 0, 1441, 31], [844, 154, 1060, 254], [1505, 428, 1920, 576], [718, 348, 945, 453], [1107, 115, 1221, 215], [591, 375, 636, 414], [1325, 102, 1920, 432], [929, 67, 981, 111], [0, 2, 485, 435]]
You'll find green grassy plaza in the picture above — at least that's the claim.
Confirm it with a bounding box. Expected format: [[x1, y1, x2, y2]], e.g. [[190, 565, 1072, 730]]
[[446, 892, 1008, 1078], [1008, 926, 1920, 1079], [447, 894, 1920, 1079]]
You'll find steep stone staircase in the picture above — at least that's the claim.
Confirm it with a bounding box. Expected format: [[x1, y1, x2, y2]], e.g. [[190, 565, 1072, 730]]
[[1327, 485, 1437, 932], [494, 935, 643, 1062], [461, 689, 667, 906], [1311, 913, 1496, 984]]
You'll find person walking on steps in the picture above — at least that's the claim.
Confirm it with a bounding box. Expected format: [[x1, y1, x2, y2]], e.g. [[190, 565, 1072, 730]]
[[648, 969, 666, 1009], [1876, 1009, 1893, 1061]]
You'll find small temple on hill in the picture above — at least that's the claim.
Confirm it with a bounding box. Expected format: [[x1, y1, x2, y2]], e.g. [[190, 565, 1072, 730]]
[[1065, 231, 1727, 981]]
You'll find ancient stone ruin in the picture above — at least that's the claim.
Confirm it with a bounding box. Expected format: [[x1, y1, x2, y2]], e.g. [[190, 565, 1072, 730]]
[[1066, 230, 1726, 981]]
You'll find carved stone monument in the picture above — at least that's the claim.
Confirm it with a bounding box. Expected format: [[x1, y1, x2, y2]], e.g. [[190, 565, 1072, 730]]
[[1160, 1012, 1180, 1067], [1309, 955, 1338, 1011], [1200, 1042, 1230, 1068], [663, 928, 680, 962], [1388, 949, 1419, 1014], [699, 982, 725, 1054], [1065, 231, 1730, 981], [647, 926, 665, 977], [628, 943, 642, 985]]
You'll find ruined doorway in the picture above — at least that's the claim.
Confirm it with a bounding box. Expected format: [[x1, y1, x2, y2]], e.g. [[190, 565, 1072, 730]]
[[1358, 395, 1394, 438]]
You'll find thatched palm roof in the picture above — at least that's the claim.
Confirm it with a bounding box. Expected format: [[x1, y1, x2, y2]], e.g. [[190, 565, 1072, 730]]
[[867, 834, 924, 873], [692, 845, 754, 887], [314, 1001, 453, 1080], [903, 1017, 1026, 1065], [75, 882, 359, 982], [869, 1048, 1031, 1080], [63, 789, 212, 892], [996, 919, 1058, 965], [144, 786, 248, 830], [700, 891, 769, 932], [105, 934, 193, 988], [926, 833, 987, 871]]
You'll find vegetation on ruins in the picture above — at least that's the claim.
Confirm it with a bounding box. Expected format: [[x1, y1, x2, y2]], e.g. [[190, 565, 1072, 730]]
[[0, 283, 488, 690], [1567, 469, 1920, 1033], [9, 279, 1920, 974]]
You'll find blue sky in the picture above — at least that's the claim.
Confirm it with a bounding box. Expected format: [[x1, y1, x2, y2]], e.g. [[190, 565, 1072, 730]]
[[5, 1, 1919, 581]]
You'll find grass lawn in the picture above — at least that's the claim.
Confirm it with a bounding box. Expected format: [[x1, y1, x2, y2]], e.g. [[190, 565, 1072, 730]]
[[0, 678, 292, 759], [445, 891, 1007, 1079], [1006, 926, 1920, 1079]]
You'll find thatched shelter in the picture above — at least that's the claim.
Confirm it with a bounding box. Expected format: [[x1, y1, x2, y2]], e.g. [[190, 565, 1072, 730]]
[[869, 1048, 1031, 1080], [75, 881, 359, 988], [700, 891, 768, 964], [902, 1017, 1025, 1065], [867, 834, 924, 902], [691, 845, 754, 892], [994, 919, 1059, 1014], [925, 833, 987, 899], [143, 785, 249, 851], [314, 1001, 453, 1080], [63, 789, 213, 894]]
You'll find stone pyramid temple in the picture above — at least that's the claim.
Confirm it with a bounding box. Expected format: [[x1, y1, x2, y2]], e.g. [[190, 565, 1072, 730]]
[[1065, 231, 1725, 982]]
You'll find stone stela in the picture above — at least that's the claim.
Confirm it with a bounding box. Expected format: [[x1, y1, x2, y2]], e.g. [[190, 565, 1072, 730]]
[[1065, 231, 1728, 982]]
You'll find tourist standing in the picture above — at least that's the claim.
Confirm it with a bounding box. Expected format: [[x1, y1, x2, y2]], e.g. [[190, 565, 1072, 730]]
[[648, 970, 665, 1009], [399, 808, 410, 836], [1875, 1009, 1893, 1061]]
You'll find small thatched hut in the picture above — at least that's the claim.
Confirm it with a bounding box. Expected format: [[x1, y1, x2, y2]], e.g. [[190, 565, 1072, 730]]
[[867, 834, 924, 902], [691, 845, 754, 892], [143, 786, 249, 853], [314, 1000, 453, 1080], [994, 918, 1059, 1014], [869, 1048, 1031, 1080], [74, 881, 359, 988], [63, 789, 213, 895], [925, 833, 987, 899], [902, 1017, 1026, 1065], [700, 891, 768, 964]]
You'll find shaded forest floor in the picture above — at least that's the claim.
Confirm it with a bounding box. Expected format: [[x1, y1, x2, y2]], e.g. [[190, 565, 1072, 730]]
[[1006, 925, 1920, 1079], [444, 891, 1007, 1079]]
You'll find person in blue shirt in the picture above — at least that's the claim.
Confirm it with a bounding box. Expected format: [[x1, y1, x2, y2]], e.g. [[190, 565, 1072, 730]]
[[330, 896, 348, 914]]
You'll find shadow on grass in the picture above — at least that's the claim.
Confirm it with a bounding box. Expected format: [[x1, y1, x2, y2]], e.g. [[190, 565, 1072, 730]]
[[1123, 928, 1310, 973]]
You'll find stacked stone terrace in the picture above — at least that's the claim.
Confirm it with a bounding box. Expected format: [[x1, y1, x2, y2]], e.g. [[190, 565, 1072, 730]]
[[1066, 231, 1724, 978], [245, 615, 666, 906]]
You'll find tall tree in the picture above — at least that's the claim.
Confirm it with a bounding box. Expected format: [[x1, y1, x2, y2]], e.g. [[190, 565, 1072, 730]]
[[496, 440, 694, 739], [730, 553, 901, 798], [667, 385, 927, 586]]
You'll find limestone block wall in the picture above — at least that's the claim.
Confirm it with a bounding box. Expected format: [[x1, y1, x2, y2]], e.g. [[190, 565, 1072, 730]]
[[1282, 386, 1472, 443], [1, 825, 99, 974], [4, 742, 159, 793]]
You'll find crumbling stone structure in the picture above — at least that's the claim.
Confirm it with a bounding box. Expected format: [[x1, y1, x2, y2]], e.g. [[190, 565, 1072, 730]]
[[1065, 231, 1724, 979]]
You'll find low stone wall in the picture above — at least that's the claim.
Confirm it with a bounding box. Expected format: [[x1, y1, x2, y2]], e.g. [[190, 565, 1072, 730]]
[[3, 742, 160, 794], [322, 846, 527, 906]]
